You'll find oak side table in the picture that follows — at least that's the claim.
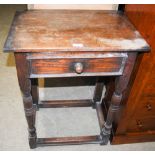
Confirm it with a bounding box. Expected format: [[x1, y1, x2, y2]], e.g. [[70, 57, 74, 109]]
[[3, 10, 150, 149]]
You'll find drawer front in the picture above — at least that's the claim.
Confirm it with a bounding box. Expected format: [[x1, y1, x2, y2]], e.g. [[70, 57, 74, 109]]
[[28, 52, 127, 78], [127, 117, 155, 132], [134, 67, 155, 118], [133, 99, 155, 118]]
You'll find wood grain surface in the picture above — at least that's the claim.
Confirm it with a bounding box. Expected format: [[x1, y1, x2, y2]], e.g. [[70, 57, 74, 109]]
[[112, 4, 155, 145], [4, 10, 149, 52], [30, 57, 124, 76]]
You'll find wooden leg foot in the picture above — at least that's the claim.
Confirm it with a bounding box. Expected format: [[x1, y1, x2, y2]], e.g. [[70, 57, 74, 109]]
[[28, 127, 37, 149], [29, 137, 37, 149], [100, 122, 112, 145], [100, 135, 110, 145]]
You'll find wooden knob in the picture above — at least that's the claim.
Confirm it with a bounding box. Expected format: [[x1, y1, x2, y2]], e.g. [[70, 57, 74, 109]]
[[146, 104, 152, 111], [74, 62, 83, 74]]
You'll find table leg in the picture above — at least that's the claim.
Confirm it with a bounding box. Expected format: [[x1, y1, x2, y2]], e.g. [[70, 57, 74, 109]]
[[100, 53, 137, 145], [31, 78, 39, 111], [92, 77, 104, 108], [100, 77, 115, 121], [15, 53, 37, 149]]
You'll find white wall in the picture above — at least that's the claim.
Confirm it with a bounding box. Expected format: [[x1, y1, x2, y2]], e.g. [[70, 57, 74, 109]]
[[28, 4, 118, 10]]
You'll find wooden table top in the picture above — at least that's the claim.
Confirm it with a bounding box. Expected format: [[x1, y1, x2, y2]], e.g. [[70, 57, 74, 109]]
[[4, 10, 150, 53]]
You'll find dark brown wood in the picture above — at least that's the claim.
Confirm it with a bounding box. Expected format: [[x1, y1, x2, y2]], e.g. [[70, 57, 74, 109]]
[[14, 53, 37, 149], [102, 77, 115, 115], [96, 102, 105, 130], [31, 78, 39, 110], [4, 9, 150, 148], [93, 78, 104, 104], [30, 56, 126, 78], [118, 4, 125, 12], [101, 53, 137, 145], [37, 135, 101, 146], [112, 4, 155, 145], [27, 52, 127, 78], [27, 51, 127, 59], [92, 78, 104, 108], [4, 10, 149, 53], [39, 100, 92, 108]]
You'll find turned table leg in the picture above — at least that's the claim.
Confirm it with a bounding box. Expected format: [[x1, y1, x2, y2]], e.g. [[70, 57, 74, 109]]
[[100, 53, 137, 145], [15, 53, 37, 149]]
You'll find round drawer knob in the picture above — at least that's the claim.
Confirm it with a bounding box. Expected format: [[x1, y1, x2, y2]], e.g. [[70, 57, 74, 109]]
[[74, 62, 83, 74]]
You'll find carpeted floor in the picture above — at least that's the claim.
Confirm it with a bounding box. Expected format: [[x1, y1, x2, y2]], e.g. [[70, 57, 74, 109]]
[[0, 4, 155, 151]]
